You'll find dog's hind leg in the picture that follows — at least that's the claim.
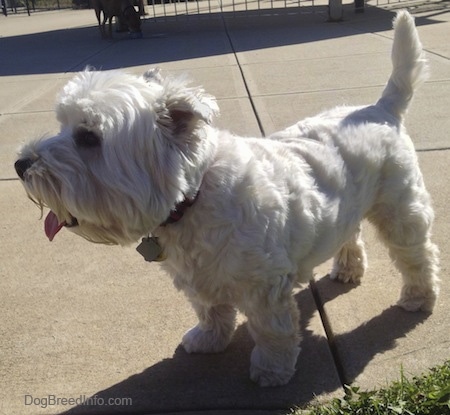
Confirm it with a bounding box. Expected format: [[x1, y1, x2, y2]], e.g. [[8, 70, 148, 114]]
[[99, 13, 108, 38], [95, 9, 103, 37], [245, 275, 301, 387], [389, 237, 439, 312], [107, 16, 114, 39], [92, 0, 105, 38], [369, 173, 440, 312], [182, 303, 236, 353], [330, 224, 367, 284]]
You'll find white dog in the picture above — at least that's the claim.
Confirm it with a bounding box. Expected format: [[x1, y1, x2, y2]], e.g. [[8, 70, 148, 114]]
[[15, 11, 439, 387]]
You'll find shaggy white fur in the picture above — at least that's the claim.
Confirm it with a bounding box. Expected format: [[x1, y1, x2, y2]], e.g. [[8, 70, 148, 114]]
[[15, 11, 439, 387]]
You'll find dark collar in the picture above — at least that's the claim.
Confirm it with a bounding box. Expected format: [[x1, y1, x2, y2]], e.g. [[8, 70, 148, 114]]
[[160, 192, 200, 227]]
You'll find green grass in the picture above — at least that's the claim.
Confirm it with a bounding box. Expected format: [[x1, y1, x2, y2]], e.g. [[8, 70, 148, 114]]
[[295, 361, 450, 415]]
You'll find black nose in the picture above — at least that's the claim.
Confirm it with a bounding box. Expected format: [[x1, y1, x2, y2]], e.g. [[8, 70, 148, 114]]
[[15, 158, 34, 180]]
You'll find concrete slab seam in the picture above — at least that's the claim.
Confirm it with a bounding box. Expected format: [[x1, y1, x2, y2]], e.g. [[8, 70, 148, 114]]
[[309, 279, 347, 387], [220, 16, 267, 137]]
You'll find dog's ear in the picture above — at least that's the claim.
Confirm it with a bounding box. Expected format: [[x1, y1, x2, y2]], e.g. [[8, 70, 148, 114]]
[[143, 68, 164, 85], [157, 78, 219, 138], [167, 93, 218, 132]]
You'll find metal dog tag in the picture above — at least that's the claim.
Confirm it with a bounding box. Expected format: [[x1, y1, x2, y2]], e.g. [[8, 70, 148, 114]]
[[136, 236, 165, 262]]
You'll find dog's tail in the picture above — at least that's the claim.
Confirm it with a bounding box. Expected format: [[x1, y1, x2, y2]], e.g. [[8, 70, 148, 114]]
[[377, 11, 428, 120]]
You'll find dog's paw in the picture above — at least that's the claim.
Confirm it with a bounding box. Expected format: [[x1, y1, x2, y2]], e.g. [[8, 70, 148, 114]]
[[330, 237, 367, 284], [182, 325, 230, 354], [329, 265, 364, 284], [249, 346, 298, 387], [250, 365, 295, 387], [397, 284, 438, 312], [330, 254, 366, 284]]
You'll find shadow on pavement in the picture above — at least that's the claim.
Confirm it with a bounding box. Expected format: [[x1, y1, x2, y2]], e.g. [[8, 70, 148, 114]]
[[1, 5, 446, 77], [58, 283, 334, 414], [312, 276, 430, 384], [58, 275, 428, 414]]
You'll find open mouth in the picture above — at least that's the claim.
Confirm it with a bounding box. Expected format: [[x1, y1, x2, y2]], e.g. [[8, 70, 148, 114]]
[[44, 210, 78, 241]]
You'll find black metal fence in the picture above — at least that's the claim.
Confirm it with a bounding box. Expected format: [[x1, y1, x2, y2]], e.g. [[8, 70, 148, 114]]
[[146, 0, 324, 21], [1, 0, 86, 15], [1, 0, 327, 17], [1, 0, 426, 19]]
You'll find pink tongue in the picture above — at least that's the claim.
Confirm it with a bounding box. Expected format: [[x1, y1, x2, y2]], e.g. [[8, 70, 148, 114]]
[[44, 211, 65, 241]]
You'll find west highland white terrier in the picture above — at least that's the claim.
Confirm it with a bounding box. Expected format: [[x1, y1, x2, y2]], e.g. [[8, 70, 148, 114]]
[[15, 11, 439, 386]]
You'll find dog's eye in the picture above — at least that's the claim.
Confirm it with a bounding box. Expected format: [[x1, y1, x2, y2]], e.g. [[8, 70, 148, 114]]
[[74, 127, 101, 148]]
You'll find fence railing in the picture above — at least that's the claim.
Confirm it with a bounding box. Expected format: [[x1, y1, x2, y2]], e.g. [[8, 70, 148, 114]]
[[146, 0, 328, 20], [1, 0, 76, 15], [2, 0, 430, 20]]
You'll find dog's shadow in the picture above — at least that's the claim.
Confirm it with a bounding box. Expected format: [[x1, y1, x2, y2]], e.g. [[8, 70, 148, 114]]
[[309, 276, 430, 384], [59, 276, 428, 414]]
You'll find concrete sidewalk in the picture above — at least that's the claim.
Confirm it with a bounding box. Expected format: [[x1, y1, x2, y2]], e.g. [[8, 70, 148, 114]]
[[0, 3, 449, 415]]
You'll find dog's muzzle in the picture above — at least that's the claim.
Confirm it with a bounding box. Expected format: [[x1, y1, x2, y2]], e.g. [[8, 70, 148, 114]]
[[15, 157, 33, 180], [45, 212, 79, 241], [15, 157, 80, 241]]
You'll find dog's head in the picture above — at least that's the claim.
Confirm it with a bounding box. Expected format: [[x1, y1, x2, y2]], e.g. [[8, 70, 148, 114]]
[[15, 68, 219, 245]]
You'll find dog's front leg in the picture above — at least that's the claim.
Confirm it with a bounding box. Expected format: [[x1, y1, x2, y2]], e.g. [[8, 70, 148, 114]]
[[182, 302, 237, 354], [245, 276, 301, 387]]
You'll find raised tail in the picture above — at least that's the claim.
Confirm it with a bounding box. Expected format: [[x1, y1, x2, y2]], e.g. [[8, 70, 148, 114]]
[[377, 11, 428, 120]]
